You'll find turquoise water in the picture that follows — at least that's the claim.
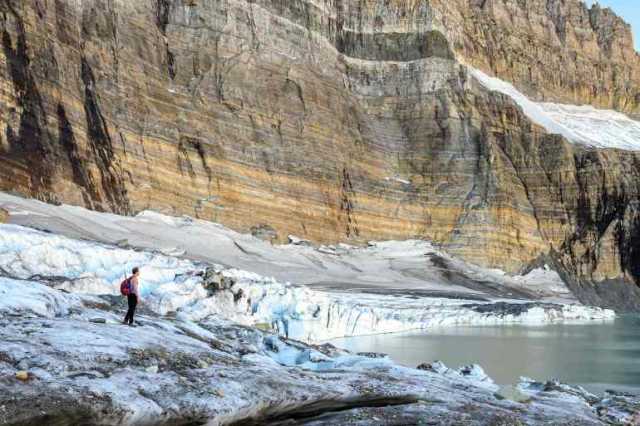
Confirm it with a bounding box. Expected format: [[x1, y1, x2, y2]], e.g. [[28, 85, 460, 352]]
[[331, 316, 640, 395]]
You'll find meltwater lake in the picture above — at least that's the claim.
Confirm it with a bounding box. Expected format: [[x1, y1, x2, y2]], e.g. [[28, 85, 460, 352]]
[[331, 315, 640, 395]]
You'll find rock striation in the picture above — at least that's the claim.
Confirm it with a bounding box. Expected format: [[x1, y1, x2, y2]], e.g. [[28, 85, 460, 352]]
[[0, 0, 639, 309], [433, 0, 640, 115]]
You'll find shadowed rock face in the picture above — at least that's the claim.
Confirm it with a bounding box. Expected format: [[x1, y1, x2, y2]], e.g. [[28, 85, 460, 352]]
[[0, 0, 639, 309]]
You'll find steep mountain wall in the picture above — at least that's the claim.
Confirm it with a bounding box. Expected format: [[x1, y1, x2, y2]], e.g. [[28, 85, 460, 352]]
[[431, 0, 640, 115], [0, 0, 639, 309]]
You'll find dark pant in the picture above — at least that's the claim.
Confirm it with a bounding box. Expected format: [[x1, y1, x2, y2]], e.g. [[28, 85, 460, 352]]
[[124, 294, 138, 324]]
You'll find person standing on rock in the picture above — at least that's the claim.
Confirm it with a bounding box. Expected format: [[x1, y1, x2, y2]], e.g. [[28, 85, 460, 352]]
[[122, 267, 141, 326]]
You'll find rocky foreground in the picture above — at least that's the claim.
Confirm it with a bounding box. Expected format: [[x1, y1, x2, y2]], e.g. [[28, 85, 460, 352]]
[[1, 276, 639, 426]]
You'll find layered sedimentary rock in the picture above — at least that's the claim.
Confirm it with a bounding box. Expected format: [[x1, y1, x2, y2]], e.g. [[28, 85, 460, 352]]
[[431, 0, 640, 115], [0, 0, 639, 309]]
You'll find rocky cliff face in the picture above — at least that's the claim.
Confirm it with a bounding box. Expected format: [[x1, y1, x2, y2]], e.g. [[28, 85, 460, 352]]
[[0, 0, 639, 309], [432, 0, 640, 115]]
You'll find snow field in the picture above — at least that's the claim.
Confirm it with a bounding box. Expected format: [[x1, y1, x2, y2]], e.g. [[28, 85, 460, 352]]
[[470, 67, 640, 151]]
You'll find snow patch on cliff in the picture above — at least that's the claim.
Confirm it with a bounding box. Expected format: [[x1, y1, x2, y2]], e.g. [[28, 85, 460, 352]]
[[470, 67, 640, 151]]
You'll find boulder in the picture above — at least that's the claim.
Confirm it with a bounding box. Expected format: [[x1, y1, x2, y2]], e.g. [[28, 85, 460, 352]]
[[250, 224, 278, 243], [417, 361, 448, 374], [238, 345, 259, 355], [201, 268, 236, 293], [0, 208, 9, 223], [15, 371, 29, 381], [115, 239, 131, 249], [356, 352, 388, 359], [288, 235, 312, 246]]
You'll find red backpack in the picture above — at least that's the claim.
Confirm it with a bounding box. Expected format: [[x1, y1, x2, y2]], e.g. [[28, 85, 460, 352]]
[[120, 277, 132, 296]]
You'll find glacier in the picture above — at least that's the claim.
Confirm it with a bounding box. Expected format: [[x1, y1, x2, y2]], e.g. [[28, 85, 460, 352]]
[[470, 67, 640, 151], [0, 193, 637, 424], [0, 193, 614, 343]]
